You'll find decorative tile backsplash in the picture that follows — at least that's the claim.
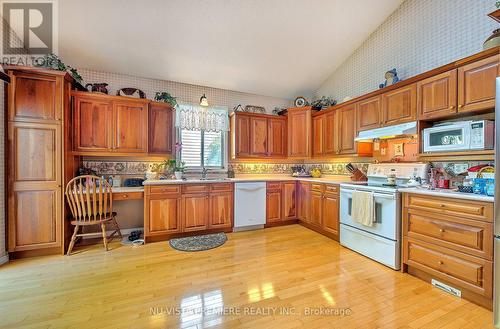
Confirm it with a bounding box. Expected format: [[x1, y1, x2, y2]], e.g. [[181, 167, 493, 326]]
[[84, 160, 369, 176]]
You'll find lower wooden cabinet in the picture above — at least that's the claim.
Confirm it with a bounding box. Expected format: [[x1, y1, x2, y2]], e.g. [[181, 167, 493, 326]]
[[402, 193, 494, 308], [144, 183, 233, 240], [266, 181, 296, 223], [309, 190, 323, 227], [209, 192, 233, 228], [322, 193, 339, 237], [297, 181, 310, 222]]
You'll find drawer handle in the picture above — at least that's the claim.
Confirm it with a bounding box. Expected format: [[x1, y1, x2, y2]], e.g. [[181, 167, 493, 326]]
[[122, 194, 128, 198]]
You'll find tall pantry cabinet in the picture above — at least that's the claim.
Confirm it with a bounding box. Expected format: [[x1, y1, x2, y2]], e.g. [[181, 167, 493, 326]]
[[6, 66, 77, 257]]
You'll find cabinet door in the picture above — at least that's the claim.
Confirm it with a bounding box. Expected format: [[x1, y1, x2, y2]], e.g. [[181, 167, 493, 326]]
[[312, 115, 324, 157], [114, 102, 148, 153], [458, 55, 499, 113], [234, 115, 251, 157], [357, 96, 381, 131], [250, 116, 268, 156], [267, 118, 286, 157], [338, 104, 357, 154], [147, 195, 181, 234], [417, 70, 457, 120], [322, 194, 339, 239], [382, 84, 416, 125], [73, 96, 113, 152], [309, 191, 323, 226], [282, 182, 296, 220], [8, 122, 62, 251], [287, 109, 312, 158], [266, 190, 282, 222], [323, 111, 337, 155], [9, 71, 61, 122], [209, 192, 233, 228], [182, 194, 209, 231], [149, 102, 174, 154], [298, 182, 310, 222]]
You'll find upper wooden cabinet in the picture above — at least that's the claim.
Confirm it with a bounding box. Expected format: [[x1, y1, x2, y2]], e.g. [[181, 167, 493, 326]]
[[357, 95, 381, 131], [323, 111, 337, 155], [149, 102, 174, 155], [113, 101, 148, 153], [458, 54, 499, 113], [287, 107, 313, 158], [72, 92, 149, 155], [381, 83, 417, 125], [230, 112, 286, 159], [312, 115, 325, 157], [338, 104, 358, 154], [417, 70, 457, 120]]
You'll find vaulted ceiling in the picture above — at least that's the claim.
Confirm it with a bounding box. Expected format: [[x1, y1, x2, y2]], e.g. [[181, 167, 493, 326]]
[[59, 0, 403, 99]]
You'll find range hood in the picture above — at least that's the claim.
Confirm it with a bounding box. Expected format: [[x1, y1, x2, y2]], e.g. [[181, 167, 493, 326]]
[[355, 121, 417, 141]]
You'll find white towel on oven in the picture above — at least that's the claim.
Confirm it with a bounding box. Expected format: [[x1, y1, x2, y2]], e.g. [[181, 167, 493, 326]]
[[352, 190, 375, 227]]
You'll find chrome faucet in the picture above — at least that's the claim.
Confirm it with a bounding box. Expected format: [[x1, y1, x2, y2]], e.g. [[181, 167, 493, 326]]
[[201, 167, 208, 179]]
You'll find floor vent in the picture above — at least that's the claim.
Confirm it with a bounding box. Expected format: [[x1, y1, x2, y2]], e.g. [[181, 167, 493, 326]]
[[431, 279, 462, 298]]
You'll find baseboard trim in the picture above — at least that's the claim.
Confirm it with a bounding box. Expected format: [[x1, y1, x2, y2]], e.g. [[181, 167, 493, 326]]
[[0, 253, 9, 266]]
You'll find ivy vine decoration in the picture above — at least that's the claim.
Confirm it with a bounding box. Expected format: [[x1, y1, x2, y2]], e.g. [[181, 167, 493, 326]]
[[496, 1, 500, 8], [34, 54, 84, 85], [154, 92, 178, 107]]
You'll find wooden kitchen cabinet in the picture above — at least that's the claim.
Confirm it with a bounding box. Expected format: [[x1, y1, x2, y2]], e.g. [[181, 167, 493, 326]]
[[267, 118, 287, 156], [149, 101, 174, 155], [230, 112, 286, 159], [209, 192, 233, 228], [282, 182, 297, 220], [266, 190, 282, 222], [250, 116, 268, 156], [417, 70, 457, 120], [182, 194, 210, 231], [322, 192, 339, 239], [357, 95, 381, 131], [298, 181, 310, 222], [402, 193, 494, 308], [147, 195, 182, 234], [381, 83, 417, 125], [6, 67, 74, 255], [113, 101, 148, 153], [323, 111, 337, 155], [337, 104, 358, 154], [72, 91, 149, 155], [287, 107, 313, 158], [309, 190, 323, 227], [312, 115, 325, 157], [458, 54, 499, 113]]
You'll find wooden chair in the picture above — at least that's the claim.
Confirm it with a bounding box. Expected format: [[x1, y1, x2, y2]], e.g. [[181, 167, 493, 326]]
[[65, 175, 122, 255]]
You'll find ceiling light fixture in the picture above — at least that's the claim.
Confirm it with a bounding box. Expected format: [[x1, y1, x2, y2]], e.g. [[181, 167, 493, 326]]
[[200, 94, 208, 107]]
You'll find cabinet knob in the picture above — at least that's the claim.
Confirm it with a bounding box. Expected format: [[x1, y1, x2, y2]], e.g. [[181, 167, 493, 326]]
[[122, 194, 128, 198], [438, 261, 444, 265], [458, 104, 463, 108], [439, 228, 444, 233], [449, 106, 454, 110]]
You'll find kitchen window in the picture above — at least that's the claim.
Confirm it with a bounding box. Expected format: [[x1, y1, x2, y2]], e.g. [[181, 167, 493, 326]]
[[176, 103, 229, 170]]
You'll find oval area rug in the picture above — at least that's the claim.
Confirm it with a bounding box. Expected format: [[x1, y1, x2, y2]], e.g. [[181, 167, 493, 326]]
[[169, 233, 227, 252]]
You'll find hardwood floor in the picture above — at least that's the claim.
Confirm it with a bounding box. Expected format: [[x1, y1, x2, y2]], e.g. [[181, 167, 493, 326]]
[[0, 225, 494, 328]]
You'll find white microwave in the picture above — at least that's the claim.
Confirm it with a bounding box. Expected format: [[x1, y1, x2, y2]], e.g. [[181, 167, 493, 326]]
[[422, 120, 494, 153]]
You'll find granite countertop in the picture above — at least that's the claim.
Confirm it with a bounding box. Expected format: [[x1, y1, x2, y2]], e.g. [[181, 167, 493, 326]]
[[401, 187, 494, 203], [112, 186, 145, 193], [142, 175, 353, 186]]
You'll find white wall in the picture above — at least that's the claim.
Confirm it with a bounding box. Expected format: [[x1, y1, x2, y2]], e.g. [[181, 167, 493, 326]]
[[315, 0, 498, 101]]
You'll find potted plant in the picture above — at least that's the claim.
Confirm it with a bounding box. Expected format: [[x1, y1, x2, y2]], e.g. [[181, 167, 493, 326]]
[[174, 162, 186, 180], [154, 91, 177, 107]]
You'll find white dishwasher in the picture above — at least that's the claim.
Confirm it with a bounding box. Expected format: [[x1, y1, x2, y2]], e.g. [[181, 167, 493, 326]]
[[234, 182, 266, 231]]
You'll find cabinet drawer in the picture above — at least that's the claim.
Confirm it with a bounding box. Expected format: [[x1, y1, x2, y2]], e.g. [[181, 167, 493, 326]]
[[404, 209, 493, 260], [324, 184, 339, 195], [403, 237, 492, 298], [404, 193, 492, 222], [148, 185, 180, 195], [267, 182, 282, 190], [113, 191, 144, 201], [182, 184, 209, 194], [210, 183, 233, 192], [311, 183, 323, 192]]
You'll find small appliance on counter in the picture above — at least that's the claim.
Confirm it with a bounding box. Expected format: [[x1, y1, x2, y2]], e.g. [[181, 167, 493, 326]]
[[123, 178, 145, 187], [422, 120, 494, 153]]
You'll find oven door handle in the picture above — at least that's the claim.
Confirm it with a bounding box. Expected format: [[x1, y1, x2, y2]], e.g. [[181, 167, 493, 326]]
[[341, 189, 395, 200]]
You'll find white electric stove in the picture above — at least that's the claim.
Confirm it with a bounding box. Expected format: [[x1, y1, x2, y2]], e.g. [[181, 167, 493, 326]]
[[339, 163, 429, 270]]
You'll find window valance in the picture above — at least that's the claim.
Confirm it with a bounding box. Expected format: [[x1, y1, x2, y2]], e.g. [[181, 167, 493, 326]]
[[175, 103, 229, 132]]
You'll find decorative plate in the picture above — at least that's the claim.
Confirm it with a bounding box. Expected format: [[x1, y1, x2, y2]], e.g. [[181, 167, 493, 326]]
[[294, 96, 308, 107]]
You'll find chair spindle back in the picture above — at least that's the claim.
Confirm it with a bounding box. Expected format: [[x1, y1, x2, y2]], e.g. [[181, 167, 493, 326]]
[[65, 175, 113, 222]]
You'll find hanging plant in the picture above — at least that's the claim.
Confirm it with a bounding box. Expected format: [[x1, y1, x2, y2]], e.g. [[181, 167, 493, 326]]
[[154, 92, 177, 107]]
